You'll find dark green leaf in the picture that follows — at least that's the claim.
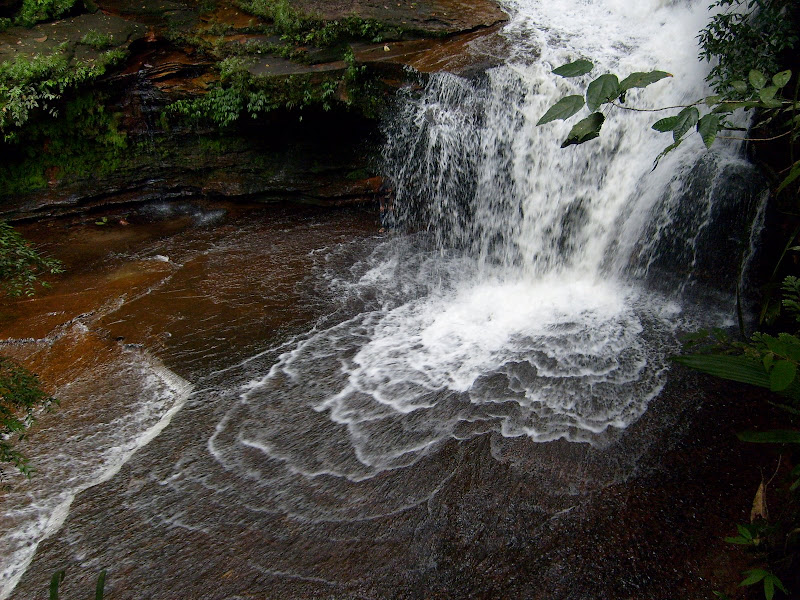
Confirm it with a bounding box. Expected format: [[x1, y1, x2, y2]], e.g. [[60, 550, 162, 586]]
[[696, 113, 720, 148], [96, 570, 107, 600], [561, 112, 605, 147], [737, 524, 753, 539], [50, 571, 65, 600], [552, 59, 594, 77], [740, 569, 769, 586], [776, 161, 800, 194], [586, 74, 620, 111], [673, 106, 700, 141], [765, 576, 774, 600], [759, 85, 778, 101], [770, 360, 796, 391], [737, 430, 800, 444], [773, 70, 792, 88], [536, 95, 586, 125], [760, 98, 783, 109], [653, 139, 683, 168], [674, 354, 771, 388], [773, 575, 788, 594], [652, 115, 679, 132], [724, 536, 753, 545], [731, 80, 748, 94], [618, 70, 672, 93], [749, 70, 767, 90]]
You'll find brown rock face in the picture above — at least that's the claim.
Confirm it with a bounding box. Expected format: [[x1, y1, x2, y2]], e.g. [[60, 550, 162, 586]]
[[291, 0, 508, 33]]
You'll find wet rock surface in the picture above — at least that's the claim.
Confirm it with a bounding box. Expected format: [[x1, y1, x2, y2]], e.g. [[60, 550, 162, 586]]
[[0, 0, 508, 217], [0, 203, 778, 600]]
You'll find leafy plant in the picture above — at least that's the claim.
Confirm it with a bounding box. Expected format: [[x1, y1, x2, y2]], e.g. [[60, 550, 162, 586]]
[[79, 30, 113, 51], [13, 0, 78, 27], [0, 221, 63, 297], [698, 0, 798, 93], [0, 47, 128, 141], [0, 356, 57, 480], [739, 568, 788, 600]]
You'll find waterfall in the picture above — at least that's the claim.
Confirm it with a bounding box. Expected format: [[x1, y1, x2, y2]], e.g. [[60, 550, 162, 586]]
[[203, 0, 767, 515]]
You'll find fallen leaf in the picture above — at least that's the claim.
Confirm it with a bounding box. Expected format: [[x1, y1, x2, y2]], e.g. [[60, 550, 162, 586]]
[[34, 35, 47, 42], [751, 481, 768, 522], [384, 45, 390, 52]]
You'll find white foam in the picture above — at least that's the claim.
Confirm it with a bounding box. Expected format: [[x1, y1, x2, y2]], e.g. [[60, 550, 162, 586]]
[[0, 351, 193, 600]]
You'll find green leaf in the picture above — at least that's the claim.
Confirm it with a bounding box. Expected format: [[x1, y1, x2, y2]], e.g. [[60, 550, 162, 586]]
[[773, 70, 792, 88], [759, 86, 779, 101], [724, 536, 751, 545], [705, 95, 722, 106], [96, 570, 107, 600], [673, 106, 700, 141], [696, 113, 720, 148], [653, 139, 683, 168], [760, 98, 783, 109], [561, 112, 605, 147], [773, 575, 788, 595], [50, 571, 65, 600], [749, 70, 767, 90], [713, 100, 760, 113], [765, 576, 774, 600], [737, 430, 800, 444], [736, 524, 753, 539], [618, 70, 672, 93], [777, 161, 800, 194], [586, 74, 620, 111], [731, 80, 748, 94], [552, 59, 594, 77], [740, 569, 769, 586], [770, 360, 797, 391], [536, 95, 586, 125], [652, 115, 679, 132], [674, 354, 771, 388]]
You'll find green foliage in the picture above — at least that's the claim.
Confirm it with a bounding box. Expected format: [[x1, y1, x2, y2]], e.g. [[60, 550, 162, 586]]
[[169, 48, 384, 126], [0, 46, 128, 141], [49, 569, 107, 600], [698, 0, 798, 93], [0, 356, 57, 479], [561, 112, 604, 147], [236, 0, 388, 46], [552, 59, 593, 77], [725, 522, 770, 547], [79, 30, 113, 50], [0, 221, 63, 297], [0, 90, 129, 196], [14, 0, 78, 27], [538, 56, 798, 193], [536, 95, 584, 125], [739, 568, 788, 600]]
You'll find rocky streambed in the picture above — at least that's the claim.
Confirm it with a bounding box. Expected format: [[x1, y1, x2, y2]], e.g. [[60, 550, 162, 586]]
[[0, 200, 781, 599]]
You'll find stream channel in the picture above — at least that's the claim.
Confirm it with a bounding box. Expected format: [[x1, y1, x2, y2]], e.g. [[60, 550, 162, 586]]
[[0, 0, 774, 598]]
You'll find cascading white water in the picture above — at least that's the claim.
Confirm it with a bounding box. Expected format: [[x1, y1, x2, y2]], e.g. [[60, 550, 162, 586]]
[[206, 0, 763, 516]]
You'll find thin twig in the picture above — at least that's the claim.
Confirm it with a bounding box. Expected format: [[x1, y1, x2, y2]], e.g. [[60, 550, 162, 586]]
[[610, 100, 702, 112], [717, 130, 793, 142], [766, 454, 783, 487]]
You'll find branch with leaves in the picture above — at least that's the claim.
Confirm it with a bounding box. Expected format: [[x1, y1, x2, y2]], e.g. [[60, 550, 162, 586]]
[[536, 59, 800, 190]]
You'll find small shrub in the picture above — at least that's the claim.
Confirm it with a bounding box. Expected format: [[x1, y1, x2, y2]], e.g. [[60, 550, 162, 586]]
[[0, 356, 57, 480], [79, 30, 114, 50]]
